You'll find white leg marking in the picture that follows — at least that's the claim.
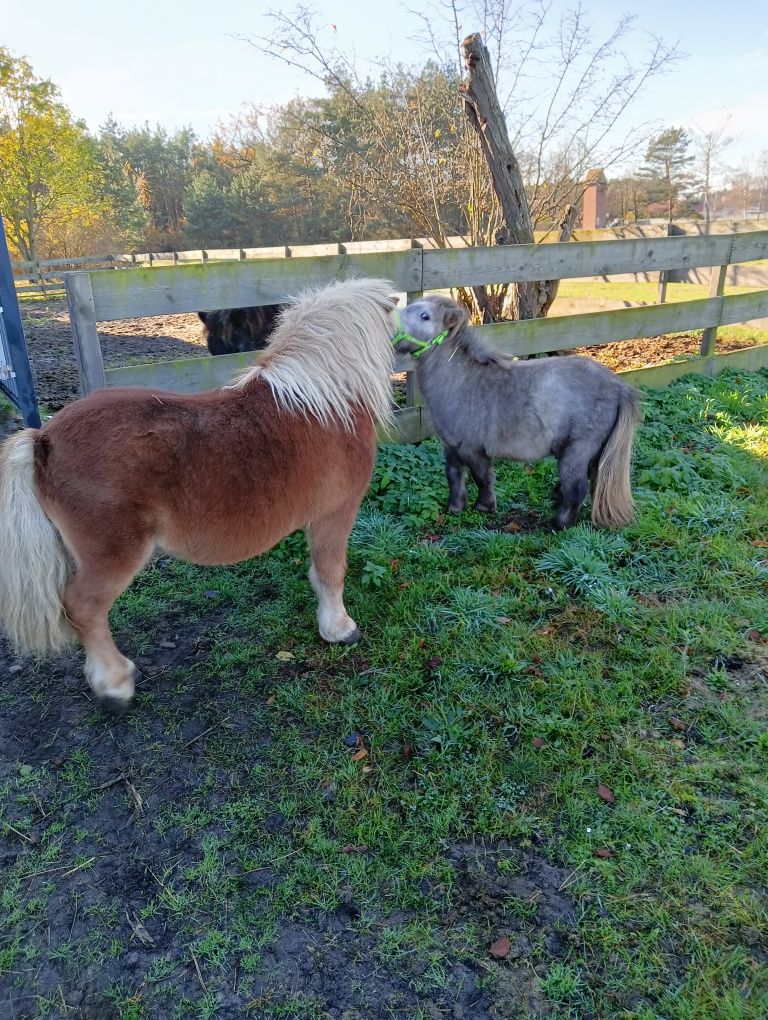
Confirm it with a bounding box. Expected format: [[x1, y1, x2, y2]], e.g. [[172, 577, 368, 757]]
[[84, 643, 136, 705], [308, 565, 359, 643]]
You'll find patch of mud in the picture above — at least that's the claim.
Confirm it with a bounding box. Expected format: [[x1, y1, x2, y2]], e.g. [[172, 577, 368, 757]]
[[1, 604, 581, 1020], [21, 298, 208, 409], [579, 331, 762, 373], [485, 508, 547, 534]]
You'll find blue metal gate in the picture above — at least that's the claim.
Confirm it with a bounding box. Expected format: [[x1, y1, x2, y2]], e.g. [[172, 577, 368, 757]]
[[0, 216, 40, 428]]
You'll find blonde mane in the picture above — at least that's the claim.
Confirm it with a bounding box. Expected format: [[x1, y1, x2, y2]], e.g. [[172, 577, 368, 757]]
[[228, 278, 396, 431]]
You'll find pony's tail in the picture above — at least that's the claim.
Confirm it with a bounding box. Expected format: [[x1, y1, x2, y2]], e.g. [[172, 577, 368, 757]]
[[591, 385, 643, 529], [0, 431, 74, 654]]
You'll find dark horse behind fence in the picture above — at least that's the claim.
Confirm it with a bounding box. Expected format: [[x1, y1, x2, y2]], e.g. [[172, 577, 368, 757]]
[[393, 294, 642, 530], [199, 305, 284, 355], [0, 279, 396, 711]]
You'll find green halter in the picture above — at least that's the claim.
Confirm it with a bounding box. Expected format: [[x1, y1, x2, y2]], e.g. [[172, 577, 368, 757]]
[[391, 309, 449, 358]]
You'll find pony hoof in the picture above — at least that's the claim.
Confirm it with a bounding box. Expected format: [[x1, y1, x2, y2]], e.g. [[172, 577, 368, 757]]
[[448, 503, 466, 515], [340, 627, 362, 645], [99, 693, 133, 716], [474, 501, 496, 514]]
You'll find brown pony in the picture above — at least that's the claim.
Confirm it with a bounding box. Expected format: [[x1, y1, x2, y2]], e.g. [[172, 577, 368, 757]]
[[0, 278, 396, 710]]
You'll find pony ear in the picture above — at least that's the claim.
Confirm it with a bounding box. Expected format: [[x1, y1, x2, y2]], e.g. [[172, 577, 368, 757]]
[[445, 304, 469, 329], [198, 312, 209, 325]]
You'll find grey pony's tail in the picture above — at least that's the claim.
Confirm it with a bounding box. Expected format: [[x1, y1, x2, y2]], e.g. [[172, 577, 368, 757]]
[[0, 430, 74, 654], [591, 385, 643, 529]]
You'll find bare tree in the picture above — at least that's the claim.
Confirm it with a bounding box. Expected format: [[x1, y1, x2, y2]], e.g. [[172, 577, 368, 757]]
[[406, 0, 679, 224], [730, 165, 757, 221], [692, 120, 736, 229], [243, 2, 678, 320]]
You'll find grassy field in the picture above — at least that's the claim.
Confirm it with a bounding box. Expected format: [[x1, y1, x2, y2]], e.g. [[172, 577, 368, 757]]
[[1, 369, 768, 1018], [556, 281, 760, 304]]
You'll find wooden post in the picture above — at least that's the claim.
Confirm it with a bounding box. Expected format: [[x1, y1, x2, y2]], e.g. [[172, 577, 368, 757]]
[[700, 263, 728, 356], [404, 289, 423, 408], [657, 270, 668, 304], [65, 272, 106, 394], [404, 239, 424, 409]]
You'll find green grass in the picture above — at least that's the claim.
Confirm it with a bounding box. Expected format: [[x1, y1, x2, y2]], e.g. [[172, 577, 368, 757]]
[[556, 280, 761, 303], [2, 368, 768, 1017]]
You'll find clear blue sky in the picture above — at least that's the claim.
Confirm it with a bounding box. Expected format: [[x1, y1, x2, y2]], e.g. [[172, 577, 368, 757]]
[[5, 0, 768, 175]]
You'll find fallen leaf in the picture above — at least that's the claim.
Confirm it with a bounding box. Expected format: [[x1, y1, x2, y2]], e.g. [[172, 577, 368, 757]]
[[592, 847, 614, 859], [361, 765, 373, 774], [669, 717, 686, 731], [426, 656, 442, 670], [402, 742, 415, 760], [532, 737, 545, 749], [352, 748, 368, 762], [751, 539, 768, 548], [746, 629, 767, 644], [159, 639, 176, 649], [126, 911, 155, 948], [535, 626, 554, 636], [489, 936, 511, 959], [275, 650, 295, 661], [496, 616, 513, 625], [669, 738, 686, 750], [266, 696, 275, 706], [389, 559, 400, 572], [505, 521, 521, 532], [597, 784, 615, 805], [341, 844, 369, 854], [343, 732, 362, 748]]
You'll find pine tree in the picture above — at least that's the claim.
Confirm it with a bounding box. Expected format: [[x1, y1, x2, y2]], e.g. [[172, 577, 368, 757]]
[[639, 128, 695, 223]]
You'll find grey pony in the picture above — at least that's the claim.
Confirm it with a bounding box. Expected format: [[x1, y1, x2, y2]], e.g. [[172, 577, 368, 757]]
[[394, 295, 642, 529]]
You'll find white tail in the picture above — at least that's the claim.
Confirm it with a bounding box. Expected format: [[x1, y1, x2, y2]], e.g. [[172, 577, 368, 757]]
[[591, 386, 643, 529], [0, 431, 74, 654]]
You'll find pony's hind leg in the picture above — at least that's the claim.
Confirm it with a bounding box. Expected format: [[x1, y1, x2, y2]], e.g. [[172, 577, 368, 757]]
[[444, 445, 468, 514], [554, 446, 591, 530], [306, 503, 361, 645], [63, 542, 153, 709]]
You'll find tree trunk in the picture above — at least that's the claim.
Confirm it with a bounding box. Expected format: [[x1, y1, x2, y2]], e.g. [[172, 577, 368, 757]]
[[460, 33, 540, 321]]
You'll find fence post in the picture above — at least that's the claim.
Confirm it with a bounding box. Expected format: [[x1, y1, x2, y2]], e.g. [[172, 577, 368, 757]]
[[700, 263, 728, 357], [65, 271, 106, 395], [0, 215, 41, 427], [404, 240, 424, 409]]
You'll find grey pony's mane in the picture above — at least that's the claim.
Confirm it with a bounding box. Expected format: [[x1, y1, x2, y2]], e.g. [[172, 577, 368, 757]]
[[451, 322, 513, 367], [228, 278, 396, 431]]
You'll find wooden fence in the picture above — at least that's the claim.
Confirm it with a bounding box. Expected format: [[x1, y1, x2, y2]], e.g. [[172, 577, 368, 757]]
[[8, 227, 683, 293], [64, 229, 768, 443]]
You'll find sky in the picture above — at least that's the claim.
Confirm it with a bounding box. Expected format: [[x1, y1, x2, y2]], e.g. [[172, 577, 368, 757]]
[[5, 0, 768, 178]]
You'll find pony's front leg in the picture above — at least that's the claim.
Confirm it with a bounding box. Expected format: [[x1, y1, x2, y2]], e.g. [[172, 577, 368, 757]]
[[444, 445, 468, 513], [463, 449, 497, 513], [306, 507, 361, 645]]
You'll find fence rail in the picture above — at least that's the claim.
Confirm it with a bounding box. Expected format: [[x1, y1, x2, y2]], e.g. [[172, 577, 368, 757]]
[[16, 224, 768, 292], [64, 229, 768, 443]]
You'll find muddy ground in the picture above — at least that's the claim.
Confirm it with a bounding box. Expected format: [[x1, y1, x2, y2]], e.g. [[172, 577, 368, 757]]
[[17, 297, 764, 411], [0, 624, 581, 1020]]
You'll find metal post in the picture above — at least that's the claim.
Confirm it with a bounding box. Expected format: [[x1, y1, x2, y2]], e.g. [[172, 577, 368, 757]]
[[0, 215, 41, 427]]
